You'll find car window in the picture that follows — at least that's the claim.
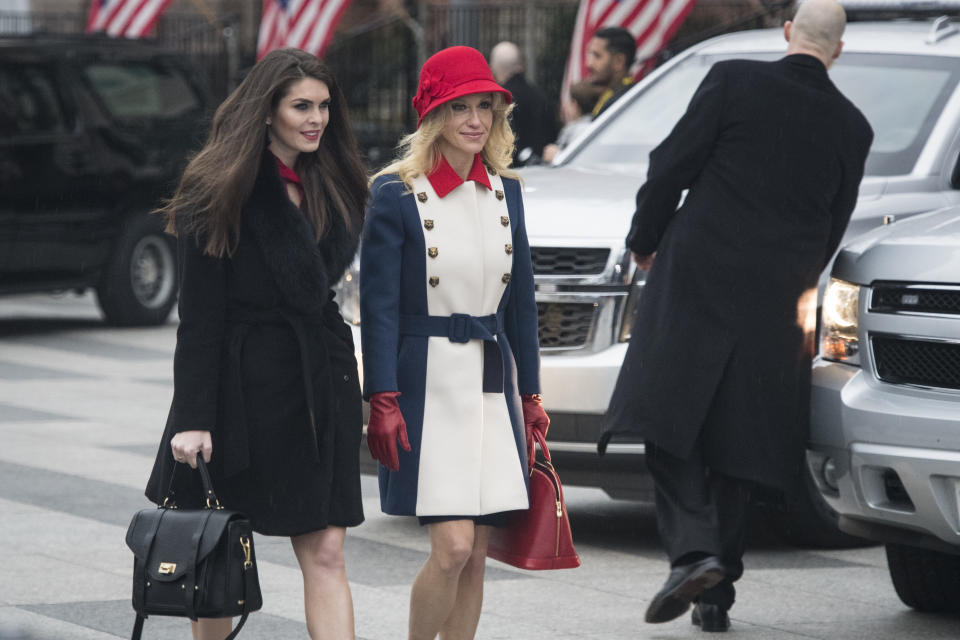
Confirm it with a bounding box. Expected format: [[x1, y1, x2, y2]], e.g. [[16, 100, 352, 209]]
[[831, 54, 959, 175], [0, 64, 68, 137], [83, 62, 200, 120], [566, 51, 960, 178]]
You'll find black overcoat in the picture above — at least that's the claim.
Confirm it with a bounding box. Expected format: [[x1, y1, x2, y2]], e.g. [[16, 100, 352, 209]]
[[504, 73, 558, 160], [145, 151, 364, 536], [603, 55, 873, 493]]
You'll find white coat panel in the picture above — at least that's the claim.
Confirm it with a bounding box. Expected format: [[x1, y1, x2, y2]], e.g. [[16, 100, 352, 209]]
[[411, 172, 527, 516]]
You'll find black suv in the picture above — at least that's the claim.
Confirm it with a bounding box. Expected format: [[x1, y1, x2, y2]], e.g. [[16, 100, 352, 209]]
[[0, 34, 212, 325]]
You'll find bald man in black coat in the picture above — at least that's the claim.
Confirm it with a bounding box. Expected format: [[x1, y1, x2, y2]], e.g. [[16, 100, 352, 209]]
[[602, 0, 873, 630]]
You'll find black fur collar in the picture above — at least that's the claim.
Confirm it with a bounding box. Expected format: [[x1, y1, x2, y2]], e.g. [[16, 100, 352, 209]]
[[243, 150, 362, 316]]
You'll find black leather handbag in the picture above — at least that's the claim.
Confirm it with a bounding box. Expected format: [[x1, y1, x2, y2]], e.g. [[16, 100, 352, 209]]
[[125, 456, 262, 639]]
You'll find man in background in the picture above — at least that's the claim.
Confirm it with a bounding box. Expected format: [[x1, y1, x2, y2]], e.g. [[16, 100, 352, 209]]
[[585, 26, 636, 118], [489, 41, 557, 165], [542, 80, 604, 163]]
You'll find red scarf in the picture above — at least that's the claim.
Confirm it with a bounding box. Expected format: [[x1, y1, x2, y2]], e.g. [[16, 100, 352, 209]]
[[273, 154, 305, 206]]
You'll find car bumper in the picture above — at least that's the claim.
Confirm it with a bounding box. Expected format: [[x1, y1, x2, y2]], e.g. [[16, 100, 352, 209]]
[[539, 343, 627, 413], [537, 344, 653, 499], [808, 357, 960, 549]]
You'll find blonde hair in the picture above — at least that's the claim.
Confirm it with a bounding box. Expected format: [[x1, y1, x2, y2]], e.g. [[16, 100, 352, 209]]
[[372, 92, 519, 188]]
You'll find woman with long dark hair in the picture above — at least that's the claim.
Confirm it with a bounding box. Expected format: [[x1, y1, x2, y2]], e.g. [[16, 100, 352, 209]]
[[145, 48, 368, 640], [360, 46, 549, 639]]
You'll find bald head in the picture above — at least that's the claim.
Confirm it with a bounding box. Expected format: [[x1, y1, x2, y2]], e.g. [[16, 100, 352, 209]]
[[785, 0, 847, 68], [490, 41, 523, 84]]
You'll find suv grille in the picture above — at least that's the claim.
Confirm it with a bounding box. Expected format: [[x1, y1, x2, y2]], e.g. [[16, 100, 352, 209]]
[[531, 247, 609, 276], [871, 285, 960, 315], [538, 302, 596, 349], [872, 336, 960, 390]]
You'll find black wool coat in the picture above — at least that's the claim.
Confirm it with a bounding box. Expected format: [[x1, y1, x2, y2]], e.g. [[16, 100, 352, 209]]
[[603, 55, 873, 493], [504, 73, 558, 160], [145, 151, 364, 536]]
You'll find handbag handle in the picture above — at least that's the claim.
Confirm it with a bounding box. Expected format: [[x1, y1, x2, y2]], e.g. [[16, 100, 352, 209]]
[[533, 430, 551, 463], [163, 453, 223, 510], [194, 455, 222, 509]]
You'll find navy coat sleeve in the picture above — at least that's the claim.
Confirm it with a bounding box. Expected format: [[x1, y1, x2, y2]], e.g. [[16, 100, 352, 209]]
[[503, 178, 541, 395], [627, 63, 727, 256], [170, 230, 227, 433], [360, 176, 405, 399]]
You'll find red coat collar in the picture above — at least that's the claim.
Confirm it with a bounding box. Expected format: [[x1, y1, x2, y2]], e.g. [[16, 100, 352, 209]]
[[426, 153, 492, 198]]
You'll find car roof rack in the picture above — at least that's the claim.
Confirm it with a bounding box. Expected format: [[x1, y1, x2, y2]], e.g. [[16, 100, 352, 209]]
[[926, 15, 959, 42], [840, 0, 960, 9]]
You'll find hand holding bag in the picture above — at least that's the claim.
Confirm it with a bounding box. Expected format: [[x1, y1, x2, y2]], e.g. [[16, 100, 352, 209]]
[[125, 455, 263, 639], [487, 431, 580, 570]]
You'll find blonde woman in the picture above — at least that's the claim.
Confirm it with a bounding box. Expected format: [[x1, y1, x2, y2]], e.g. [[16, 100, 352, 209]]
[[359, 46, 549, 639]]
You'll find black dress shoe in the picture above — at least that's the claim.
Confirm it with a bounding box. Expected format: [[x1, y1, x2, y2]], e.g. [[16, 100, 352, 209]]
[[644, 556, 725, 624], [692, 602, 730, 632]]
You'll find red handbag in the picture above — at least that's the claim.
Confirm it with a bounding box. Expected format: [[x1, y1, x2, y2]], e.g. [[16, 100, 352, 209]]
[[487, 431, 580, 570]]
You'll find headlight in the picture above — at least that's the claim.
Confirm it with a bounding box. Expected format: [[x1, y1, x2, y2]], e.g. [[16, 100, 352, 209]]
[[618, 266, 647, 343], [332, 256, 360, 325], [820, 278, 859, 364]]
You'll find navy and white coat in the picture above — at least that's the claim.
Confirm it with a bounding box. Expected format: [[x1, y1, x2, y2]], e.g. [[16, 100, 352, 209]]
[[360, 158, 540, 517]]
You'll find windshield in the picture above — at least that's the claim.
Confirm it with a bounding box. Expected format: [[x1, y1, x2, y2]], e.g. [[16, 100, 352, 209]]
[[568, 52, 960, 177], [84, 62, 201, 121]]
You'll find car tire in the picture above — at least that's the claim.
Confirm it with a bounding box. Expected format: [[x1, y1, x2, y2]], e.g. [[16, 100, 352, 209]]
[[96, 213, 177, 326], [764, 467, 872, 549], [886, 543, 960, 613]]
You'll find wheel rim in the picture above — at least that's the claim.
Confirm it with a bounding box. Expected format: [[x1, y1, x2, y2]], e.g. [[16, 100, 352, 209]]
[[129, 235, 175, 309]]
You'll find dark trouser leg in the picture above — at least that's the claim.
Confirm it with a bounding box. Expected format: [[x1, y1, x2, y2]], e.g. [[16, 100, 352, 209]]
[[645, 441, 753, 611], [645, 441, 721, 564], [697, 474, 752, 611]]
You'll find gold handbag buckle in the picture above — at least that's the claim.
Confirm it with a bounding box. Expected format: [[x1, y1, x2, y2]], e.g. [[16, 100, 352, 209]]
[[158, 562, 177, 574], [240, 536, 252, 570]]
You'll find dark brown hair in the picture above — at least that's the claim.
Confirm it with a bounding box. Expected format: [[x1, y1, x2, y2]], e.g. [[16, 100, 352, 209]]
[[157, 48, 368, 257]]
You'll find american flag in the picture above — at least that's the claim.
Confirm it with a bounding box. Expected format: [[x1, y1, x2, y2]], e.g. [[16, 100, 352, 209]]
[[563, 0, 697, 92], [85, 0, 174, 38], [257, 0, 353, 60]]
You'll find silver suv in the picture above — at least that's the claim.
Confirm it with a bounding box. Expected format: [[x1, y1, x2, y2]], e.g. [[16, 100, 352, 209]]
[[519, 19, 960, 544], [809, 207, 960, 611]]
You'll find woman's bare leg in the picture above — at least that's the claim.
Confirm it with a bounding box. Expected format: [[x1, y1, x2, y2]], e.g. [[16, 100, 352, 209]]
[[291, 526, 355, 640], [437, 524, 491, 640], [190, 618, 233, 640], [408, 520, 476, 640]]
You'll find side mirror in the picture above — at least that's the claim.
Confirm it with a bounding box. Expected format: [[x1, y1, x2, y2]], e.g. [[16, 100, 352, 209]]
[[950, 150, 960, 189]]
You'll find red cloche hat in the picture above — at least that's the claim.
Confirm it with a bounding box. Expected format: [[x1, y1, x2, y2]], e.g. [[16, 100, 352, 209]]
[[413, 46, 513, 127]]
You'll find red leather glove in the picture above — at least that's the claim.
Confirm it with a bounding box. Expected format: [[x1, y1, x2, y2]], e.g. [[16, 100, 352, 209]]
[[521, 394, 550, 467], [367, 391, 410, 472]]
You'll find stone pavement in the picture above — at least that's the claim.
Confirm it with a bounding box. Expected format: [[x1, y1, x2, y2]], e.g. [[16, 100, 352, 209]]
[[1, 292, 958, 639]]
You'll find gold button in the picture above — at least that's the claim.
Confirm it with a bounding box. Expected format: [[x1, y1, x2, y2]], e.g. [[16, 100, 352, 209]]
[[501, 273, 511, 283], [429, 276, 439, 287], [424, 219, 434, 230], [428, 247, 438, 258], [417, 192, 428, 203], [505, 244, 513, 255], [495, 190, 504, 201], [500, 216, 509, 227]]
